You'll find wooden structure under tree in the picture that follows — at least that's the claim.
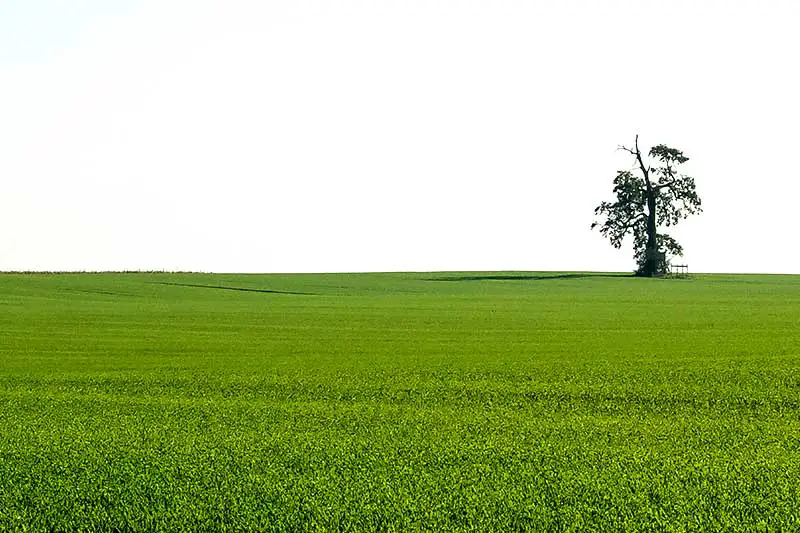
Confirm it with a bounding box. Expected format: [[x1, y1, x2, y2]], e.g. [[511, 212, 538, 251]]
[[671, 264, 689, 277]]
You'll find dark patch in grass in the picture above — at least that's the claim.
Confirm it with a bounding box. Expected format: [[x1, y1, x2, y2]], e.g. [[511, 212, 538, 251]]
[[63, 288, 133, 297], [426, 273, 631, 282], [152, 282, 315, 295]]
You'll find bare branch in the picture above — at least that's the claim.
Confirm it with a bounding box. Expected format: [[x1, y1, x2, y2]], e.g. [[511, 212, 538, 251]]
[[633, 135, 652, 190]]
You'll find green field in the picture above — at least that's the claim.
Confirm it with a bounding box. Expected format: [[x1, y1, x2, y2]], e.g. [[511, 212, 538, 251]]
[[1, 272, 799, 531]]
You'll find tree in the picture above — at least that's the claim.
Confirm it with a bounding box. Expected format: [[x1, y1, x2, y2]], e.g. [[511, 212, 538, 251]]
[[591, 135, 702, 277]]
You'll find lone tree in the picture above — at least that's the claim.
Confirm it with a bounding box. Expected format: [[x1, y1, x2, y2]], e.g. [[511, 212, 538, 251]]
[[592, 135, 702, 277]]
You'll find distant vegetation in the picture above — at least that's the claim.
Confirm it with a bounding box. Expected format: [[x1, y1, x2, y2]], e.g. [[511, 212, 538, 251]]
[[1, 272, 799, 531]]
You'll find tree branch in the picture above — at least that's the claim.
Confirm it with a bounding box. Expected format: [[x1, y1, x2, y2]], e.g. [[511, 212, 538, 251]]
[[620, 212, 647, 230], [633, 135, 652, 190]]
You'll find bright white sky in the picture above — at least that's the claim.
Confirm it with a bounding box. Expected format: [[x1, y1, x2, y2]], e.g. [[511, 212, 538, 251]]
[[2, 1, 798, 273]]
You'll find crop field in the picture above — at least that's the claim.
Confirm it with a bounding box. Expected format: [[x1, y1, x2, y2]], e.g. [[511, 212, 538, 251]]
[[1, 271, 799, 531]]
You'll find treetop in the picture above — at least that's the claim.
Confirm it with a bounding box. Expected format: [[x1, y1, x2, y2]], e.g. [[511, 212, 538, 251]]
[[649, 144, 689, 165]]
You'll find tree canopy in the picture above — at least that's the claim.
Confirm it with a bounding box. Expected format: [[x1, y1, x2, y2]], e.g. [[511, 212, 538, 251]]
[[592, 136, 702, 276]]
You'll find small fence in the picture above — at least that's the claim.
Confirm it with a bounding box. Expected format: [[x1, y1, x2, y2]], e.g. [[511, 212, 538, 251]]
[[669, 264, 689, 278]]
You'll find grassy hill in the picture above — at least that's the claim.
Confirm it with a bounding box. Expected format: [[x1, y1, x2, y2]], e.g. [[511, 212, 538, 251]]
[[1, 272, 799, 531]]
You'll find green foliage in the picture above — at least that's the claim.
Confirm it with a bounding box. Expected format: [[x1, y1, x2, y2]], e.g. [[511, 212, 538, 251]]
[[593, 138, 702, 276], [591, 170, 646, 249], [1, 272, 800, 531]]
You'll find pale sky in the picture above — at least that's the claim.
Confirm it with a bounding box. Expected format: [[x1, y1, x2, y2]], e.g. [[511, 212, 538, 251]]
[[2, 1, 798, 273]]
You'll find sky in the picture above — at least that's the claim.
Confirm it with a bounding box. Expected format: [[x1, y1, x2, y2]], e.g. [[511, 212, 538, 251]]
[[2, 0, 799, 274]]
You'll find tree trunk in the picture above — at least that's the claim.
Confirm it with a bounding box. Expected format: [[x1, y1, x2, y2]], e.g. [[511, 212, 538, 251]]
[[632, 135, 660, 277], [642, 195, 658, 276]]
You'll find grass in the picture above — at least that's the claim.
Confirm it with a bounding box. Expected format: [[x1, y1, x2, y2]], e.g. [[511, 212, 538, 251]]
[[1, 271, 799, 531]]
